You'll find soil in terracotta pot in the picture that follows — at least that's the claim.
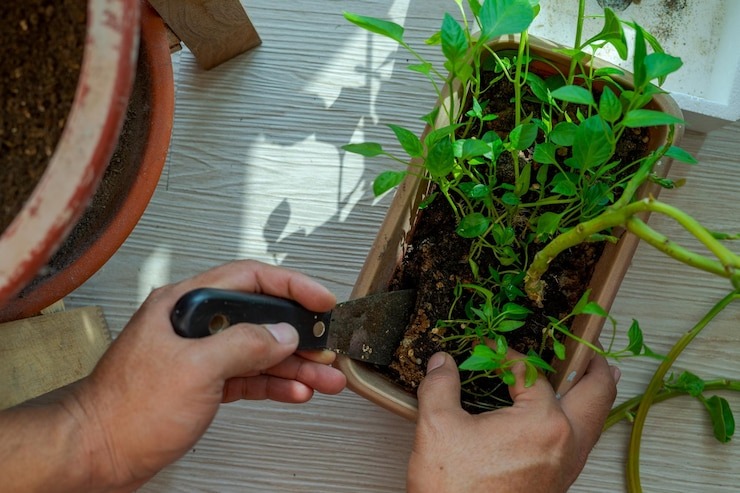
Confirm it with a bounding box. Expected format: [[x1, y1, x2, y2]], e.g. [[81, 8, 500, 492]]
[[0, 0, 86, 234], [19, 37, 152, 289], [385, 70, 649, 413]]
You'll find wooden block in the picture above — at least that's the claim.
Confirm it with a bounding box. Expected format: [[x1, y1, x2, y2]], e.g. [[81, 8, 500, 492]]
[[0, 307, 110, 410], [147, 0, 262, 70], [165, 24, 183, 53]]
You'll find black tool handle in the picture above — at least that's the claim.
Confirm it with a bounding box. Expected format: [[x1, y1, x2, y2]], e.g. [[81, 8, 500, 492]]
[[170, 288, 331, 350]]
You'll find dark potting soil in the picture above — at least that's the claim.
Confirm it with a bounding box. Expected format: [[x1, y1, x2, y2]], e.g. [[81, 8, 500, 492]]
[[385, 71, 650, 412], [0, 0, 87, 234], [19, 32, 152, 291]]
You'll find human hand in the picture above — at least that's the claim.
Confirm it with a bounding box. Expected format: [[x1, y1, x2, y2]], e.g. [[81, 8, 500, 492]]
[[68, 260, 347, 491], [408, 350, 618, 493]]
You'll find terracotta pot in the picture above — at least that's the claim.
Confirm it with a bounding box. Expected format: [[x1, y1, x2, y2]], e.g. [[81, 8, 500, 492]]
[[0, 3, 173, 322], [339, 35, 684, 421]]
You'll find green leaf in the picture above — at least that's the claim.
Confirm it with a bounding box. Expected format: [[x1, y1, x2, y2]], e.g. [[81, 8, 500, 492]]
[[502, 302, 531, 318], [550, 121, 578, 146], [524, 363, 539, 387], [711, 231, 740, 241], [388, 124, 423, 158], [594, 67, 625, 78], [467, 0, 482, 16], [621, 109, 684, 128], [497, 320, 525, 332], [425, 124, 463, 148], [535, 211, 562, 239], [551, 172, 577, 196], [372, 170, 407, 196], [703, 395, 736, 443], [583, 182, 612, 211], [425, 137, 455, 178], [572, 115, 614, 170], [572, 289, 592, 315], [533, 142, 558, 165], [598, 86, 622, 123], [525, 350, 556, 373], [467, 97, 484, 119], [501, 191, 521, 206], [342, 142, 385, 157], [632, 23, 648, 89], [492, 224, 515, 246], [649, 175, 681, 189], [536, 163, 550, 186], [418, 191, 438, 209], [553, 339, 566, 360], [526, 72, 550, 103], [509, 123, 538, 150], [501, 370, 516, 386], [459, 344, 500, 371], [583, 7, 627, 59], [664, 145, 698, 164], [441, 13, 468, 64], [421, 107, 440, 127], [479, 0, 535, 42], [460, 182, 490, 199], [666, 371, 705, 397], [550, 85, 595, 107], [644, 52, 683, 83], [456, 138, 493, 160], [343, 12, 405, 44], [626, 319, 644, 355], [408, 62, 433, 75], [581, 301, 609, 318], [456, 212, 490, 238], [641, 343, 666, 361]]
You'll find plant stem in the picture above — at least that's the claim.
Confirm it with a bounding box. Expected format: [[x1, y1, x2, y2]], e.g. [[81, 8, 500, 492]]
[[567, 0, 587, 85], [604, 379, 740, 431], [511, 31, 529, 192], [636, 200, 740, 278], [625, 291, 740, 493], [525, 197, 740, 305], [625, 218, 731, 278]]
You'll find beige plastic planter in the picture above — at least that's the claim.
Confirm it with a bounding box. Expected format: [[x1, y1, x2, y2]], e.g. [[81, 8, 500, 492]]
[[340, 35, 684, 421]]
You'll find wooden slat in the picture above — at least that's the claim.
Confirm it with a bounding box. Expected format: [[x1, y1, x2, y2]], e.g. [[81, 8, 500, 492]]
[[148, 0, 261, 69], [0, 307, 110, 409]]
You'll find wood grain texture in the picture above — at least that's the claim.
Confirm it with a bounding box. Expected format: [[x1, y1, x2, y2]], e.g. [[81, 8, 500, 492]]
[[65, 1, 740, 491], [148, 0, 260, 69], [0, 307, 110, 409]]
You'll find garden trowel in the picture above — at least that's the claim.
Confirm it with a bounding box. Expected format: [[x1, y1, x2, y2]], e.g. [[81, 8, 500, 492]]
[[170, 288, 416, 366]]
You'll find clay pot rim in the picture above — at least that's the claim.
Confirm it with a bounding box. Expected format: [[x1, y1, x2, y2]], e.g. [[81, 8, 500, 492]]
[[0, 0, 140, 306], [0, 3, 174, 321]]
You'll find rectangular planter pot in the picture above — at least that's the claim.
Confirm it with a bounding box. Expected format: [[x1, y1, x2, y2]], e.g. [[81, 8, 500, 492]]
[[338, 34, 684, 421]]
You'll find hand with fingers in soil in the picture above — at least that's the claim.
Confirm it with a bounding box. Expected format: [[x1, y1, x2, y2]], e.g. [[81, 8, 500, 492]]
[[408, 350, 619, 493], [0, 260, 347, 493]]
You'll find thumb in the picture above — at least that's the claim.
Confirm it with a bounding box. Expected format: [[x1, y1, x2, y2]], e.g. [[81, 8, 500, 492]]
[[505, 348, 559, 407], [417, 352, 463, 417], [201, 322, 299, 378]]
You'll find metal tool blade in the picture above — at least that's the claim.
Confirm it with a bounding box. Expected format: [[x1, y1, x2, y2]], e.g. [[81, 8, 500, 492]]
[[326, 289, 416, 365]]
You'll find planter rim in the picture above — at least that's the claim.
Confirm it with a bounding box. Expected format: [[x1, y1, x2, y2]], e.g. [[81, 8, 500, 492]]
[[0, 2, 174, 322], [0, 0, 140, 307], [339, 34, 685, 421]]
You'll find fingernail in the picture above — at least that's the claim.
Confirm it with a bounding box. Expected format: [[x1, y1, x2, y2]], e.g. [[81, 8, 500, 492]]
[[265, 323, 298, 345], [610, 365, 622, 385], [427, 352, 447, 372]]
